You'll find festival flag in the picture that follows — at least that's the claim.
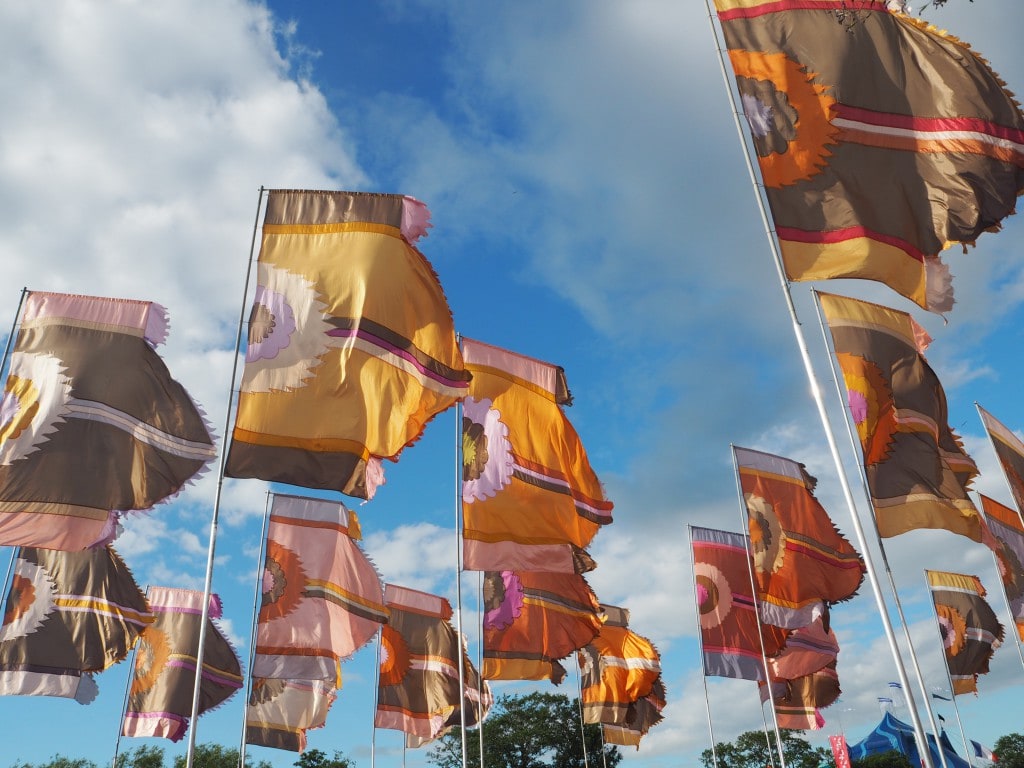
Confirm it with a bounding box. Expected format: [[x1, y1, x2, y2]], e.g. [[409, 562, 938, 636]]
[[763, 661, 839, 730], [820, 292, 984, 540], [375, 584, 491, 740], [253, 494, 388, 682], [690, 525, 787, 680], [0, 545, 152, 702], [829, 734, 852, 768], [121, 587, 243, 742], [482, 570, 604, 684], [712, 0, 1024, 313], [768, 617, 839, 681], [461, 338, 613, 573], [245, 677, 337, 753], [926, 570, 1005, 695], [0, 291, 216, 550], [578, 605, 661, 728], [978, 405, 1024, 514], [979, 494, 1024, 643], [225, 189, 471, 500], [734, 446, 864, 628], [600, 675, 667, 750]]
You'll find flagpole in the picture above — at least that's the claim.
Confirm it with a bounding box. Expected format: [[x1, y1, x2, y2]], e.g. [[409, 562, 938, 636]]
[[0, 288, 28, 591], [237, 491, 272, 768], [923, 571, 972, 765], [452, 388, 469, 768], [574, 666, 591, 768], [730, 446, 786, 768], [185, 186, 266, 768], [111, 585, 148, 768], [476, 569, 487, 768], [701, 2, 934, 762], [983, 541, 1024, 673], [687, 525, 720, 768], [372, 625, 381, 768], [811, 292, 949, 768]]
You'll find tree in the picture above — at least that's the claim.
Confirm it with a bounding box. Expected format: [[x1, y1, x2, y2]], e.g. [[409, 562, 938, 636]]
[[851, 751, 913, 768], [699, 729, 831, 768], [427, 692, 621, 768], [993, 732, 1024, 768], [171, 744, 272, 768], [11, 759, 100, 768], [116, 745, 166, 768], [294, 749, 355, 768]]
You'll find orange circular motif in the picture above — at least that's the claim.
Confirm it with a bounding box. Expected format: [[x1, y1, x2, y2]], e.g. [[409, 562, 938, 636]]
[[132, 626, 172, 696], [837, 353, 897, 466], [727, 49, 838, 188], [694, 563, 733, 630], [379, 625, 411, 686], [746, 493, 786, 575], [259, 540, 307, 623], [936, 604, 968, 657]]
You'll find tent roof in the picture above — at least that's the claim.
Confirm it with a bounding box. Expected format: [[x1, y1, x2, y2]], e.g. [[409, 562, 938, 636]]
[[848, 712, 970, 768]]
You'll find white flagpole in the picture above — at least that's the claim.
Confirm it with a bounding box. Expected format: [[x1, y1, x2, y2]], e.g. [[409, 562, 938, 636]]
[[700, 1, 935, 761], [111, 585, 148, 768], [185, 187, 267, 768], [0, 288, 28, 593], [687, 525, 720, 768], [574, 667, 591, 768], [452, 386, 468, 768]]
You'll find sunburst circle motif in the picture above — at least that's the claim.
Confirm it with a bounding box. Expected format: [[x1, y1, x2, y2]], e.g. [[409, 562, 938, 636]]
[[0, 351, 73, 466], [936, 604, 968, 657], [462, 397, 514, 503], [694, 562, 733, 630], [131, 625, 172, 696], [379, 625, 412, 686], [259, 540, 308, 623], [837, 353, 897, 466], [728, 49, 838, 188], [240, 262, 333, 394], [0, 557, 58, 641], [745, 493, 786, 575], [482, 571, 524, 631]]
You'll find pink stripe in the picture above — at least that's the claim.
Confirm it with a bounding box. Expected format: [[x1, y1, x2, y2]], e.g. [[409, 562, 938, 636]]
[[776, 225, 925, 263], [835, 104, 1024, 144], [717, 0, 883, 21]]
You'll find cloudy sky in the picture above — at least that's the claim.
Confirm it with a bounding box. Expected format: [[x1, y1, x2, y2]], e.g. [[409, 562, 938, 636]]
[[2, 1, 1024, 766]]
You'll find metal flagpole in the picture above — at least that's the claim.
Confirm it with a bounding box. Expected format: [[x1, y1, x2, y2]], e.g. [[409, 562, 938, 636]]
[[812, 293, 948, 768], [185, 186, 266, 768], [0, 288, 29, 597], [687, 525, 720, 768], [372, 625, 382, 768], [237, 491, 272, 768], [452, 384, 468, 768], [700, 0, 935, 759], [111, 585, 148, 768], [574, 667, 591, 768], [923, 571, 972, 765], [730, 447, 786, 768], [476, 569, 486, 768]]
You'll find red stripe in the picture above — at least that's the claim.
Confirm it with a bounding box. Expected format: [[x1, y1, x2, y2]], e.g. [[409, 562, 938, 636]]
[[835, 104, 1024, 144], [776, 225, 925, 263], [717, 0, 883, 21]]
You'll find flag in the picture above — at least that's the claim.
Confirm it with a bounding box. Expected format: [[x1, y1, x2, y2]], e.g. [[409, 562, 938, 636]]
[[763, 662, 839, 730], [0, 291, 216, 550], [830, 734, 852, 768], [926, 570, 1005, 695], [712, 0, 1024, 312], [253, 494, 388, 682], [980, 494, 1024, 643], [734, 446, 864, 628], [121, 587, 243, 742], [482, 570, 604, 684], [375, 584, 491, 740], [578, 605, 661, 728], [820, 292, 984, 540], [245, 678, 337, 753], [225, 189, 471, 500], [690, 525, 787, 680], [0, 545, 152, 703], [768, 617, 838, 681], [600, 675, 667, 750], [978, 405, 1024, 515], [971, 740, 997, 763], [889, 681, 903, 691], [461, 337, 612, 573]]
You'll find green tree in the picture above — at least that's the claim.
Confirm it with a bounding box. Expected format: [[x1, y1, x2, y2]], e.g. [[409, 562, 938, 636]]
[[11, 758, 100, 768], [170, 744, 271, 768], [699, 729, 830, 768], [851, 751, 913, 768], [293, 749, 355, 768], [116, 745, 166, 768], [427, 692, 621, 768], [993, 732, 1024, 768]]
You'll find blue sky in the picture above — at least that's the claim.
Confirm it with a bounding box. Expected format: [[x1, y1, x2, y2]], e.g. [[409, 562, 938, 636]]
[[1, 1, 1024, 766]]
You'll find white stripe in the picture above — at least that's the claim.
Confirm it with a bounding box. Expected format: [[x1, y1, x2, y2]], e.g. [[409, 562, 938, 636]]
[[599, 657, 661, 673], [513, 460, 610, 518], [410, 659, 458, 677], [350, 336, 466, 398], [833, 117, 1024, 154], [65, 399, 215, 460]]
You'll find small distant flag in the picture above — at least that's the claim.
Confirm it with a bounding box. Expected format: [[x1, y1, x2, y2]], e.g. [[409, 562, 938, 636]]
[[932, 692, 952, 702], [971, 740, 996, 762], [888, 681, 902, 690]]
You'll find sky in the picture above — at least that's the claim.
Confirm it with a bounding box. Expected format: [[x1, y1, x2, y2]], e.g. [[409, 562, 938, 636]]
[[1, 1, 1024, 767]]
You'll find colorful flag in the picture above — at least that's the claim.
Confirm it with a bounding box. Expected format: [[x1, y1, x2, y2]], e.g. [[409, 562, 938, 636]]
[[461, 338, 613, 573], [690, 525, 787, 680], [0, 545, 152, 703], [245, 677, 337, 753], [829, 734, 852, 768], [121, 587, 243, 742], [482, 570, 604, 684], [226, 189, 471, 499], [578, 605, 661, 728], [764, 662, 839, 731], [926, 570, 1005, 695], [600, 675, 666, 750], [0, 291, 216, 550], [978, 405, 1024, 514], [768, 617, 838, 681], [712, 1, 1024, 312], [734, 446, 864, 628], [971, 740, 997, 763], [980, 494, 1024, 643], [253, 494, 388, 682], [820, 292, 984, 540], [375, 584, 491, 740]]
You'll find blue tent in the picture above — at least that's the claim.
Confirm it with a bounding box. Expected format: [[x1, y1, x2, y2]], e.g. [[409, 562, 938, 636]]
[[848, 711, 970, 768]]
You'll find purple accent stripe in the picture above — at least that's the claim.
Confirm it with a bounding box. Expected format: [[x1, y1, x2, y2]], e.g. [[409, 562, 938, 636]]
[[327, 327, 468, 389]]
